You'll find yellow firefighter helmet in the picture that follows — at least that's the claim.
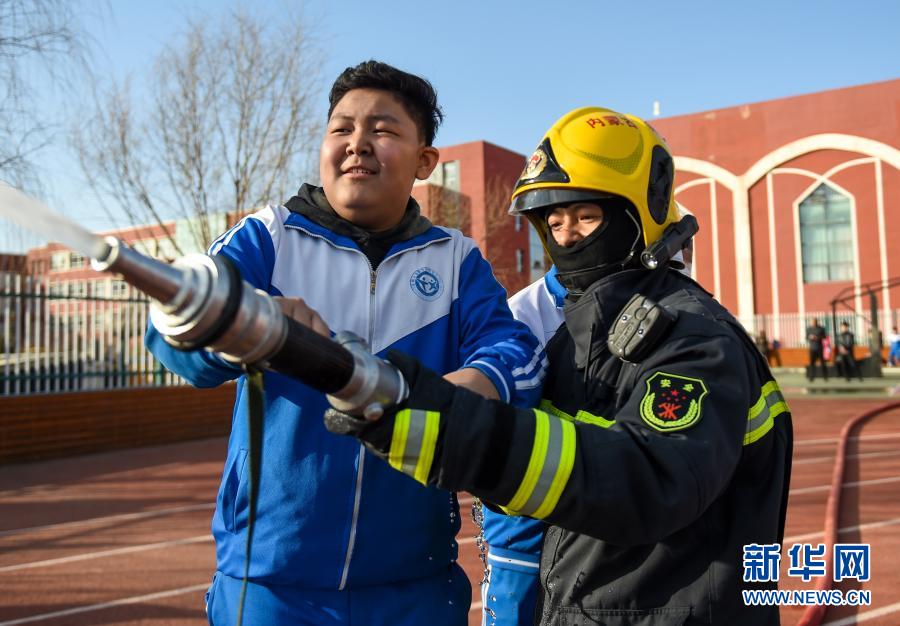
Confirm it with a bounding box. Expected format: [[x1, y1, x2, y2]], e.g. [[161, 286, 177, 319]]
[[510, 106, 677, 249]]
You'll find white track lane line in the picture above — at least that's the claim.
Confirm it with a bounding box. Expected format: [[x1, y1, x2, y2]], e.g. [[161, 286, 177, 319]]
[[0, 583, 209, 626], [0, 535, 212, 572], [785, 515, 900, 544], [789, 474, 900, 496], [793, 449, 900, 466], [823, 600, 900, 625], [0, 503, 215, 538], [794, 432, 900, 447]]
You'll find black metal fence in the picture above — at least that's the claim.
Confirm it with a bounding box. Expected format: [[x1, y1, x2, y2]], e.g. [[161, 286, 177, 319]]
[[1, 275, 185, 396]]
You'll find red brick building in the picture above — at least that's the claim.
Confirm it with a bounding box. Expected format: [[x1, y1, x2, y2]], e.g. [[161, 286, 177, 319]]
[[652, 78, 900, 343], [413, 141, 540, 295]]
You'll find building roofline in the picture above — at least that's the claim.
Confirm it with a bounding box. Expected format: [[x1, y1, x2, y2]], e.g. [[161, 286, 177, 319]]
[[657, 77, 900, 123]]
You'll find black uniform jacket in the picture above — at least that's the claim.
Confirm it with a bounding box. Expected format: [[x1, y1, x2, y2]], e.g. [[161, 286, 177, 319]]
[[528, 268, 792, 625], [427, 268, 793, 625]]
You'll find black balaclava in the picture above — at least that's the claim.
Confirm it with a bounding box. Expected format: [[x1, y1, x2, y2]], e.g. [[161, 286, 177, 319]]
[[544, 197, 645, 296]]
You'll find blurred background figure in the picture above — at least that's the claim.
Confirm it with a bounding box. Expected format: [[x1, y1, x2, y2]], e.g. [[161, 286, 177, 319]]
[[836, 321, 863, 381]]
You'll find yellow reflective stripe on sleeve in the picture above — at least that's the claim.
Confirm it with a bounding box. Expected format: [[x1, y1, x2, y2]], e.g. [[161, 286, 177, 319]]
[[389, 409, 441, 485], [389, 409, 412, 472], [744, 380, 789, 445], [505, 410, 576, 519], [539, 399, 615, 428], [506, 411, 550, 512]]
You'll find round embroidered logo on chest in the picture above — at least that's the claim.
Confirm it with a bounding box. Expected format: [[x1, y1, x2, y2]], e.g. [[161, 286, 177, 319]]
[[410, 267, 444, 301]]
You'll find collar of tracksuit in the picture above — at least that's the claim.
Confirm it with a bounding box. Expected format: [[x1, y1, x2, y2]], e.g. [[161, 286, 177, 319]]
[[544, 266, 567, 308], [284, 184, 434, 269]]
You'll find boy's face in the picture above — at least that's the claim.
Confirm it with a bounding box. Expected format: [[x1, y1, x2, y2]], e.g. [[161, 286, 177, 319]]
[[320, 88, 439, 231]]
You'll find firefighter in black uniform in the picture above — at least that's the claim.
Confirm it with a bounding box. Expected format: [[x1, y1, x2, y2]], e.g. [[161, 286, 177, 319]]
[[325, 106, 793, 625]]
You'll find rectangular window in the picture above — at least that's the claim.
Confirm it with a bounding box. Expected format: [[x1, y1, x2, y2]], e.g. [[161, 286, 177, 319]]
[[529, 225, 547, 282], [50, 252, 69, 270], [422, 160, 461, 192]]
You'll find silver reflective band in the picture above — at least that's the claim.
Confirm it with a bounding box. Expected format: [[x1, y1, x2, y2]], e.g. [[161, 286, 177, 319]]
[[504, 410, 576, 519], [389, 409, 440, 485], [745, 381, 788, 445]]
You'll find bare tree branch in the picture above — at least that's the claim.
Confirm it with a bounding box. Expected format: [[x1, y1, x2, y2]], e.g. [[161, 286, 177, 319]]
[[74, 7, 323, 253], [0, 0, 91, 190]]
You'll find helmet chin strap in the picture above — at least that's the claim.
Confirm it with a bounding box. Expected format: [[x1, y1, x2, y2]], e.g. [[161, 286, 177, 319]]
[[552, 209, 644, 296]]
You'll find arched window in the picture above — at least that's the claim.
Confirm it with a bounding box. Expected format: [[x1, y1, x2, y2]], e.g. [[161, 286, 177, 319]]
[[799, 184, 854, 283]]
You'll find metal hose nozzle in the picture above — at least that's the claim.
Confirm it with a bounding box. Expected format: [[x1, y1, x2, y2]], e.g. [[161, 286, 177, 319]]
[[93, 237, 406, 414]]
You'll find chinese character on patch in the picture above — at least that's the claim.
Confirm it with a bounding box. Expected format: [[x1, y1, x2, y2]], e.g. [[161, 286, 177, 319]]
[[787, 543, 827, 582], [834, 544, 870, 582], [742, 543, 781, 582]]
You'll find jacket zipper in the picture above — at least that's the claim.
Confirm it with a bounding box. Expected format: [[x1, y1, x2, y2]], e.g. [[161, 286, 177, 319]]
[[283, 222, 449, 589], [338, 261, 377, 591]]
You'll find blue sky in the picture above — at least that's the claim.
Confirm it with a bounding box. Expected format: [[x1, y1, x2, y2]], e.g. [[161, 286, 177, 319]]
[[5, 0, 900, 248]]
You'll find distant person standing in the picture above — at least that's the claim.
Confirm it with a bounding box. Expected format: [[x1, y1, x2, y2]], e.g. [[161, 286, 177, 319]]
[[756, 330, 771, 360], [769, 337, 783, 367], [836, 321, 863, 381], [888, 326, 900, 366], [807, 318, 829, 381]]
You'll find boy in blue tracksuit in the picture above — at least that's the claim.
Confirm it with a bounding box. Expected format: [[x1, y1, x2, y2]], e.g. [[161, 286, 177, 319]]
[[146, 60, 545, 625]]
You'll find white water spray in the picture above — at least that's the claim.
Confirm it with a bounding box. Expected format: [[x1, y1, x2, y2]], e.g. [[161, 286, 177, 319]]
[[0, 182, 110, 261]]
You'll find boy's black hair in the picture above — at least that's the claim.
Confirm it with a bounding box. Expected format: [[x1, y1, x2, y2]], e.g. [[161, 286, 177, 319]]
[[328, 60, 444, 146]]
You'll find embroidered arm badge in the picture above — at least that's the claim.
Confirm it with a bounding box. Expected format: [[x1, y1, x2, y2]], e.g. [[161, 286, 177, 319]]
[[638, 371, 708, 432]]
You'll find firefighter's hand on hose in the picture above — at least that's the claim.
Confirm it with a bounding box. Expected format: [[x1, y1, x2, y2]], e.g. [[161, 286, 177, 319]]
[[324, 351, 459, 483]]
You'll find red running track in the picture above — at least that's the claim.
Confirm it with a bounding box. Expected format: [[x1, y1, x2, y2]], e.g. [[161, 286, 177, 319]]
[[1, 398, 899, 625]]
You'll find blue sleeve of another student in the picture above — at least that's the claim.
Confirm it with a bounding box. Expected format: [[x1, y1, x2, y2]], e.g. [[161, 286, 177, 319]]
[[453, 247, 546, 624], [144, 215, 278, 388], [480, 506, 545, 625], [455, 248, 546, 407]]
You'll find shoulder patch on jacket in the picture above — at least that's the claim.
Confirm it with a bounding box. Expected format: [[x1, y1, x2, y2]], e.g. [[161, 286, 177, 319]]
[[639, 371, 708, 432]]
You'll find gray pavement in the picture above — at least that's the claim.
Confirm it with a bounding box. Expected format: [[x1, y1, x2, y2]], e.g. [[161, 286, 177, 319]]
[[772, 366, 900, 398]]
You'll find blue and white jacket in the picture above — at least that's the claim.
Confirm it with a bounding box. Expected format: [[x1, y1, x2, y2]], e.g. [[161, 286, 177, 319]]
[[146, 200, 546, 589]]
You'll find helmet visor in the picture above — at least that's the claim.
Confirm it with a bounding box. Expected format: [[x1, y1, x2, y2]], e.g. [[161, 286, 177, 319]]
[[509, 188, 615, 216]]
